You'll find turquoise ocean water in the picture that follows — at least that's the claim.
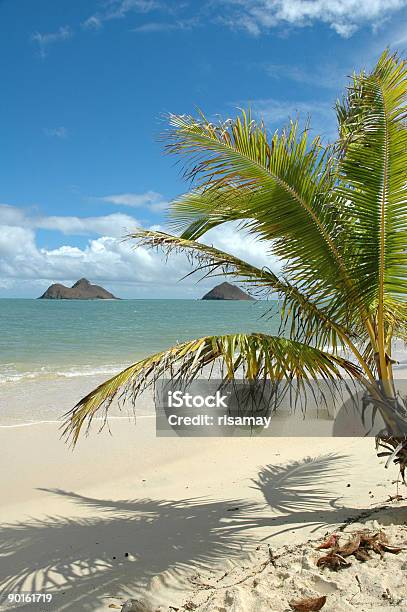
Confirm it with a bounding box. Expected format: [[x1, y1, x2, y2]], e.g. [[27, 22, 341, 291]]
[[0, 299, 280, 385]]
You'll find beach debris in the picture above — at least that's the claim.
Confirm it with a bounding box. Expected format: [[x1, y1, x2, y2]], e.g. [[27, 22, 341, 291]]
[[376, 436, 407, 482], [316, 534, 339, 549], [316, 530, 404, 570], [268, 544, 277, 566], [337, 534, 361, 557], [387, 493, 405, 502], [182, 603, 198, 611], [120, 598, 154, 612], [316, 552, 351, 571], [289, 595, 327, 611], [358, 531, 404, 557]]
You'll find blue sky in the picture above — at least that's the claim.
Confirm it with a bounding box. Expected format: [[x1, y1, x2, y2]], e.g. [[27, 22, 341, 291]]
[[0, 0, 406, 297]]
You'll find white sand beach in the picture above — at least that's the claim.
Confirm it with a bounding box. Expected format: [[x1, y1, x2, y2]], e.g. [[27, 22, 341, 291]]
[[0, 375, 406, 611]]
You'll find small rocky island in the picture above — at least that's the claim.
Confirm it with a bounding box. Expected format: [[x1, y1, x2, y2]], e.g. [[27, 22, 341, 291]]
[[38, 278, 118, 300], [202, 281, 254, 301]]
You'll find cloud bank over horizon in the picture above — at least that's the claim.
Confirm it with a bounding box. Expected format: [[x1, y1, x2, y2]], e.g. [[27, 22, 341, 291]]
[[0, 203, 277, 298]]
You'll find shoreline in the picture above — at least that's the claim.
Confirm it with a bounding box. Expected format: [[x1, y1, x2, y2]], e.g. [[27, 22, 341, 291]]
[[2, 363, 407, 430], [0, 415, 157, 429]]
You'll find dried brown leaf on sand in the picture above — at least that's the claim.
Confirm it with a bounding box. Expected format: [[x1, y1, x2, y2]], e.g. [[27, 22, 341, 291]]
[[357, 531, 404, 557], [289, 595, 327, 611], [316, 534, 339, 549], [316, 552, 351, 571], [316, 530, 404, 570], [354, 549, 371, 562], [336, 535, 361, 557]]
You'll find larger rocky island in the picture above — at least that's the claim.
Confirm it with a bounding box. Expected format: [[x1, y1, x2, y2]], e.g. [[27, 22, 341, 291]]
[[38, 278, 118, 300], [201, 281, 254, 301]]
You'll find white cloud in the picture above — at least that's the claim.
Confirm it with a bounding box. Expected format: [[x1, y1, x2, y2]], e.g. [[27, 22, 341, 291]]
[[133, 18, 198, 32], [203, 224, 275, 272], [0, 204, 139, 238], [82, 0, 198, 35], [221, 0, 407, 37], [82, 0, 161, 29], [36, 213, 139, 238], [97, 191, 168, 211], [0, 226, 37, 259], [31, 26, 73, 58], [44, 127, 68, 139], [0, 205, 280, 297], [82, 15, 103, 30], [0, 204, 26, 226]]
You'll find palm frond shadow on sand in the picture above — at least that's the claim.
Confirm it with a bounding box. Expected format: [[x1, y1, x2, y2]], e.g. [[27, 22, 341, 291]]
[[252, 453, 359, 539], [1, 453, 403, 611]]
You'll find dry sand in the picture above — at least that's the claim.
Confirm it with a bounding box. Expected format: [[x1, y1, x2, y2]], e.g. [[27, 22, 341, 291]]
[[183, 514, 407, 611], [0, 402, 406, 611]]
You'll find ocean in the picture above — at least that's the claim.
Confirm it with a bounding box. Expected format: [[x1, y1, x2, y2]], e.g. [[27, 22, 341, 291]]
[[2, 299, 405, 427], [0, 298, 280, 425], [0, 299, 279, 386]]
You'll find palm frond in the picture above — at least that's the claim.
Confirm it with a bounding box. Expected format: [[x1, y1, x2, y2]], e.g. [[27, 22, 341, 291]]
[[164, 111, 378, 335], [165, 112, 351, 297], [130, 229, 358, 352], [336, 50, 407, 308], [376, 435, 407, 482], [63, 333, 363, 445]]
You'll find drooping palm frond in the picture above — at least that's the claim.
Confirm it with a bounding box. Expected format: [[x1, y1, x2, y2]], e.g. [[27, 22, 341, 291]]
[[62, 333, 363, 445], [132, 229, 281, 293], [131, 229, 372, 370]]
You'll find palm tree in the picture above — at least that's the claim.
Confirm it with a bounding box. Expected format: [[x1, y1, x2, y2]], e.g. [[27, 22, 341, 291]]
[[64, 51, 407, 477]]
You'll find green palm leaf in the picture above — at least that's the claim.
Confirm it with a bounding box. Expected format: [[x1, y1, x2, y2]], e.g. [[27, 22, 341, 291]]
[[63, 333, 362, 445], [164, 113, 373, 333], [131, 229, 364, 355], [166, 113, 348, 298], [336, 50, 407, 308], [336, 50, 407, 384]]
